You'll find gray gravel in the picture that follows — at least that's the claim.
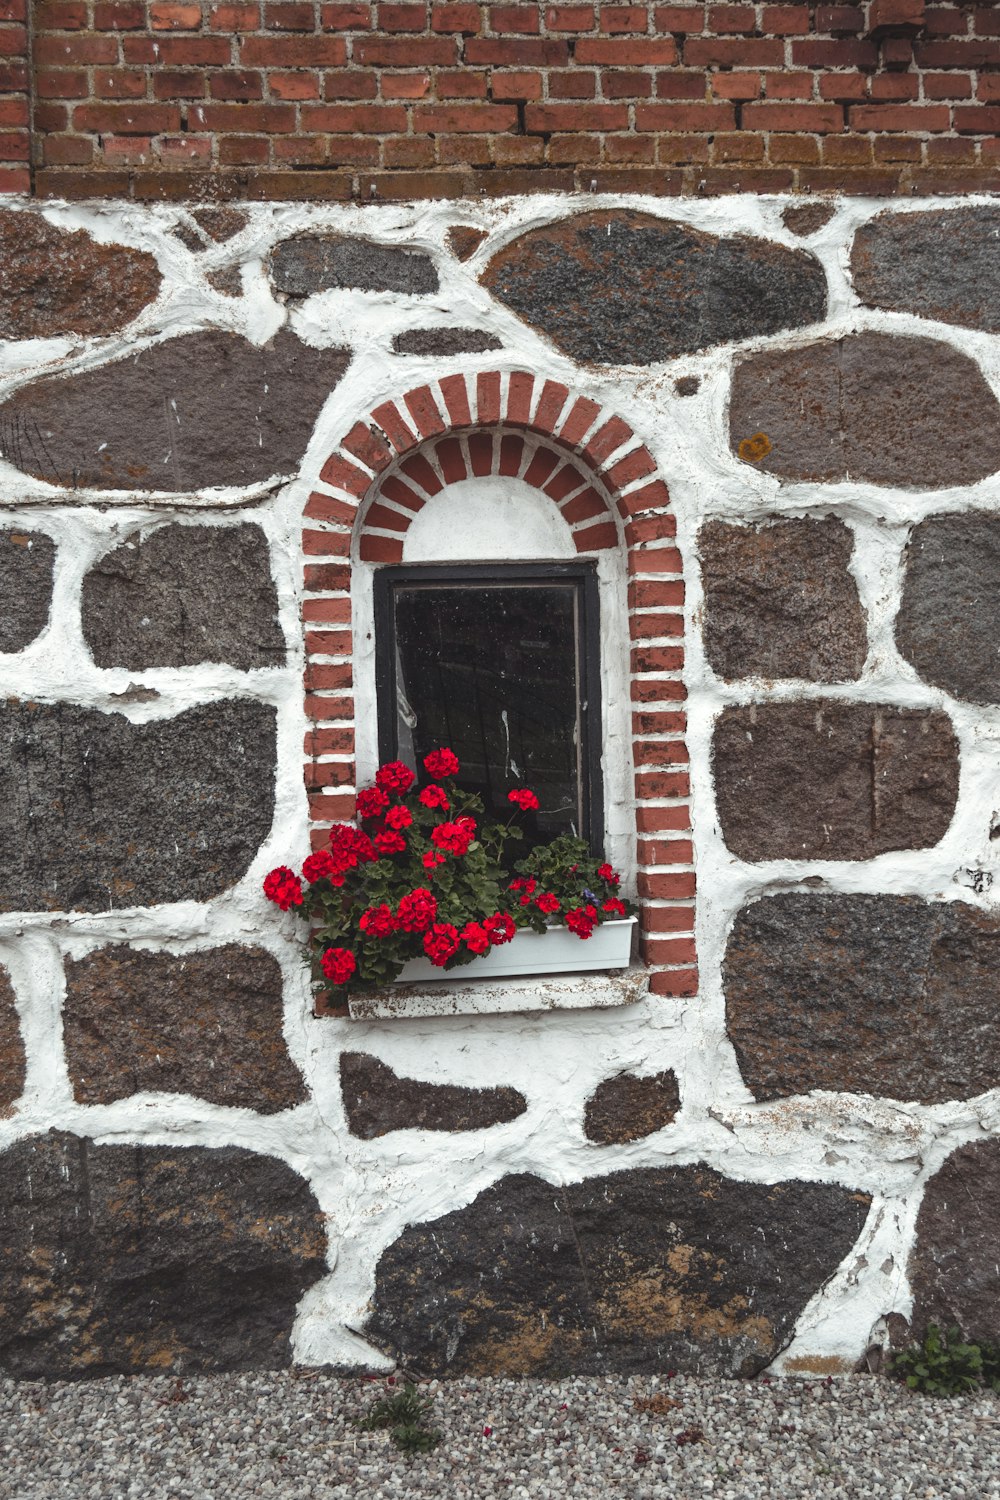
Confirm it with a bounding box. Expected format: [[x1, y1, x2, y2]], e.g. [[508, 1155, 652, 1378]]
[[2, 1371, 999, 1499]]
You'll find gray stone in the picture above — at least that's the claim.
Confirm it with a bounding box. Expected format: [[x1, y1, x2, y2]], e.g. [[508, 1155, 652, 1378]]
[[0, 1132, 326, 1376], [895, 511, 1000, 705], [584, 1070, 681, 1145], [782, 202, 836, 237], [339, 1051, 525, 1139], [0, 211, 161, 340], [207, 266, 244, 297], [392, 327, 502, 356], [851, 205, 1000, 333], [0, 698, 275, 911], [81, 523, 284, 671], [270, 235, 439, 297], [700, 518, 867, 682], [480, 211, 827, 364], [0, 329, 350, 493], [0, 965, 24, 1115], [64, 945, 306, 1113], [713, 703, 958, 862], [730, 332, 1000, 490], [366, 1166, 871, 1377], [0, 530, 55, 654], [725, 894, 1000, 1105], [910, 1138, 1000, 1345]]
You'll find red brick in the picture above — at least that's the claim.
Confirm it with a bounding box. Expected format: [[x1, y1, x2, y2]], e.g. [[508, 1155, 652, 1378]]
[[559, 395, 601, 445], [638, 871, 696, 899], [653, 6, 706, 31], [525, 102, 628, 130], [642, 936, 697, 965], [381, 72, 433, 98], [543, 460, 586, 499], [342, 421, 394, 472], [575, 36, 677, 62], [300, 103, 408, 130], [636, 102, 737, 129], [320, 452, 373, 497], [372, 400, 419, 452], [354, 34, 456, 62], [762, 5, 810, 33], [744, 102, 845, 130], [378, 1, 427, 27], [149, 2, 203, 28], [599, 5, 647, 32], [432, 3, 480, 30], [547, 4, 595, 30], [403, 384, 446, 437], [465, 36, 570, 63], [437, 372, 472, 426], [358, 534, 404, 563], [270, 71, 321, 99], [321, 1, 371, 25], [363, 500, 411, 533], [491, 4, 540, 32], [400, 451, 444, 494], [815, 3, 865, 30], [303, 527, 353, 555], [625, 513, 675, 546], [35, 33, 118, 63], [305, 726, 355, 755], [476, 370, 502, 423], [629, 577, 685, 608], [241, 35, 349, 63], [648, 968, 699, 998], [210, 70, 264, 100], [324, 70, 379, 98], [953, 105, 1000, 132], [492, 69, 544, 99], [791, 37, 878, 65], [522, 447, 560, 488], [573, 521, 618, 551], [850, 103, 950, 129], [74, 103, 181, 132], [685, 36, 784, 64], [208, 2, 260, 25]]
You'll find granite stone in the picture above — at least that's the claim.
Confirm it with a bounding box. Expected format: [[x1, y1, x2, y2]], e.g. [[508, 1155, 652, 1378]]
[[0, 212, 161, 340], [896, 511, 1000, 704], [0, 530, 56, 654], [340, 1052, 526, 1138]]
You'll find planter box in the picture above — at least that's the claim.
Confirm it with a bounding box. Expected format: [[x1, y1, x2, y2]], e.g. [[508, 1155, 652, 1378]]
[[394, 916, 637, 986]]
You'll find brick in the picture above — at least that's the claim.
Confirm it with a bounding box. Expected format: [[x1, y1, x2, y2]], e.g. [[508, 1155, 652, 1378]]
[[381, 72, 433, 98], [403, 383, 446, 437], [547, 4, 595, 30], [302, 595, 352, 623], [573, 521, 618, 550], [342, 422, 393, 472], [320, 1, 371, 24], [744, 102, 845, 131], [208, 2, 260, 24], [638, 871, 696, 899], [525, 103, 628, 130], [648, 968, 699, 998], [575, 37, 678, 63], [490, 4, 540, 32], [320, 452, 373, 497], [240, 35, 348, 62], [304, 490, 358, 525], [465, 36, 570, 63], [653, 6, 706, 32], [149, 2, 203, 28], [378, 1, 427, 27], [74, 104, 182, 133], [358, 533, 404, 563], [35, 34, 118, 63], [849, 103, 950, 129], [599, 5, 647, 32], [299, 103, 408, 130], [414, 103, 519, 130], [93, 0, 146, 24], [209, 70, 264, 100], [303, 527, 353, 555], [354, 34, 456, 62], [636, 103, 737, 129], [431, 2, 480, 29]]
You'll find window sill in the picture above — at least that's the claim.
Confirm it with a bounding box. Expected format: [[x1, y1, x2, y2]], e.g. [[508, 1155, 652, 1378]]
[[342, 962, 650, 1022]]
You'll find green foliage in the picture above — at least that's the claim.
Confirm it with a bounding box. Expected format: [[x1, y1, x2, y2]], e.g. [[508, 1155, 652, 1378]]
[[891, 1324, 1000, 1396], [356, 1382, 442, 1455], [511, 833, 637, 933]]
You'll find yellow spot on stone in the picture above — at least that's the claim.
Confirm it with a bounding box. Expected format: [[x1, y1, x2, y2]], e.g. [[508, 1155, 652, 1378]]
[[738, 431, 772, 464]]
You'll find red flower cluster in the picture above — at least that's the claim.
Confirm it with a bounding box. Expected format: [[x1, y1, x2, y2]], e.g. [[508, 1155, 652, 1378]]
[[385, 805, 413, 831], [329, 823, 378, 881], [376, 760, 415, 794], [396, 887, 437, 932], [508, 788, 540, 812], [423, 922, 460, 966], [565, 906, 597, 939], [431, 816, 476, 857], [603, 896, 627, 917], [359, 903, 396, 937], [374, 828, 407, 856], [535, 892, 561, 915], [423, 747, 460, 780], [510, 876, 537, 906], [302, 850, 336, 884], [461, 920, 490, 955], [321, 947, 356, 984], [484, 912, 516, 945], [357, 786, 389, 819], [418, 785, 449, 811], [263, 865, 303, 910], [597, 863, 619, 885], [422, 849, 447, 871]]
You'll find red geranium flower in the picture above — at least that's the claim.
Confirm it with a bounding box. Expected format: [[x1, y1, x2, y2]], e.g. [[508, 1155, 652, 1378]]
[[385, 804, 413, 831], [484, 912, 516, 946], [418, 785, 449, 811], [374, 828, 407, 856], [321, 947, 356, 984], [357, 786, 390, 819], [565, 907, 596, 939], [423, 747, 460, 780], [597, 862, 620, 885], [431, 819, 475, 857], [603, 896, 627, 917], [396, 887, 437, 932], [535, 892, 561, 915], [508, 787, 540, 812], [423, 922, 460, 966], [375, 760, 415, 795], [461, 920, 491, 955], [359, 903, 396, 938], [302, 850, 335, 884], [422, 850, 447, 871], [263, 866, 303, 910]]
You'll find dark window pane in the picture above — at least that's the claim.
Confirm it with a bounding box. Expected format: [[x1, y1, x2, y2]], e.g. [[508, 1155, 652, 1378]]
[[393, 582, 583, 839]]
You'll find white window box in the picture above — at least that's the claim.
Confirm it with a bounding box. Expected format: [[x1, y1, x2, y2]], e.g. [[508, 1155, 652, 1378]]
[[346, 918, 644, 1021]]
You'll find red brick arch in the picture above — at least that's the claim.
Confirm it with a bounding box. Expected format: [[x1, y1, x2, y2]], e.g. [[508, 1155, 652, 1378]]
[[301, 368, 696, 1001]]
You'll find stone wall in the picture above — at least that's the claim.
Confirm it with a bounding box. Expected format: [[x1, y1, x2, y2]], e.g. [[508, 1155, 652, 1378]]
[[0, 190, 998, 1378]]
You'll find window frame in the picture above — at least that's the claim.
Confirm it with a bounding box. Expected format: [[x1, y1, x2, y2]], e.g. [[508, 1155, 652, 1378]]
[[372, 560, 605, 853]]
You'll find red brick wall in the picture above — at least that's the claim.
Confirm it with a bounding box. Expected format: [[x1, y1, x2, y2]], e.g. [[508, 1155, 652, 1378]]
[[0, 0, 29, 189], [22, 0, 1000, 198]]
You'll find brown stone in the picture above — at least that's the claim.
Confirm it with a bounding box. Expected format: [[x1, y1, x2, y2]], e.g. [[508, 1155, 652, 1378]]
[[366, 1166, 871, 1377], [725, 894, 1000, 1105], [730, 332, 1000, 489], [909, 1138, 1000, 1345], [0, 698, 275, 912], [782, 202, 837, 237], [64, 945, 306, 1113], [584, 1070, 681, 1145], [482, 211, 826, 364], [0, 965, 24, 1115], [700, 518, 867, 682], [0, 530, 56, 654], [340, 1052, 526, 1138], [895, 511, 1000, 705], [851, 206, 1000, 333], [270, 235, 438, 297], [392, 327, 502, 356], [191, 206, 249, 242], [207, 266, 244, 297], [0, 211, 161, 340], [81, 522, 284, 670], [0, 1132, 326, 1376], [446, 225, 489, 262], [713, 703, 958, 862], [0, 329, 350, 493]]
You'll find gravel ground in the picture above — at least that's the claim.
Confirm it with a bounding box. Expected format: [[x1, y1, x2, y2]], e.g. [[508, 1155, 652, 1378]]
[[2, 1370, 999, 1500]]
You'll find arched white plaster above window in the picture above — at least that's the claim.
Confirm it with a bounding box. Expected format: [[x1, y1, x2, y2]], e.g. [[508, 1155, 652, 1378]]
[[401, 478, 575, 563]]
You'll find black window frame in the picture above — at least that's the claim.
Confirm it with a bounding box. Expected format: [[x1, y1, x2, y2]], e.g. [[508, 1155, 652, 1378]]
[[373, 561, 605, 852]]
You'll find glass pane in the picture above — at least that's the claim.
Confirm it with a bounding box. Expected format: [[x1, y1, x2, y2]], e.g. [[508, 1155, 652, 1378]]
[[393, 583, 582, 839]]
